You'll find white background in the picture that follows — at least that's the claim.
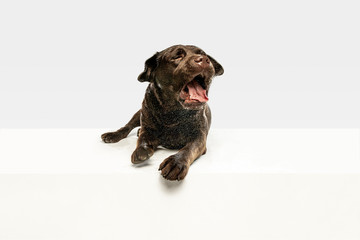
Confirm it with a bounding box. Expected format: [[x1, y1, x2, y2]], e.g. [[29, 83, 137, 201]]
[[1, 0, 359, 128], [1, 129, 359, 240], [1, 2, 360, 239]]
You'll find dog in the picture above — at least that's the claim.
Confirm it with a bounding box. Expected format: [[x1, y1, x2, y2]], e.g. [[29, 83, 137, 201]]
[[101, 45, 224, 180]]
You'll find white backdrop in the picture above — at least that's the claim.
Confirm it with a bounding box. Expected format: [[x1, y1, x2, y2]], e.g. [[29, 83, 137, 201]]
[[1, 0, 359, 128]]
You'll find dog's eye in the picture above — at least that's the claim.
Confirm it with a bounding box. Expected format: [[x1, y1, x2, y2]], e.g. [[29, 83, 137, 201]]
[[173, 55, 183, 59], [172, 49, 186, 60]]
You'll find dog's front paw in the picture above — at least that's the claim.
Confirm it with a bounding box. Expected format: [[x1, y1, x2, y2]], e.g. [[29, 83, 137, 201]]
[[131, 146, 154, 164], [101, 131, 126, 143], [159, 155, 189, 181]]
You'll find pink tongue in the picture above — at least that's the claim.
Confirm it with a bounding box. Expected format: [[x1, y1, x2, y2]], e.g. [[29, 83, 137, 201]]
[[187, 81, 208, 102]]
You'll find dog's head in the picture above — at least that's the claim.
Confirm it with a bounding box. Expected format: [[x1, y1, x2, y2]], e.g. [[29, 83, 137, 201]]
[[138, 45, 224, 109]]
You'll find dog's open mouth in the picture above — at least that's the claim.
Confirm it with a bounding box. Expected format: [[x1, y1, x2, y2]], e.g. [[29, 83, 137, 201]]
[[180, 74, 208, 105]]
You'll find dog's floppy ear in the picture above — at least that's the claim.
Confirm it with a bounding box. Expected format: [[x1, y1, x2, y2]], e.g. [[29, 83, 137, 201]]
[[138, 52, 159, 82], [208, 55, 224, 76]]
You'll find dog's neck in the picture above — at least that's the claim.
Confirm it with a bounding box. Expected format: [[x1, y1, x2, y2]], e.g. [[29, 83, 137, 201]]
[[147, 82, 181, 110]]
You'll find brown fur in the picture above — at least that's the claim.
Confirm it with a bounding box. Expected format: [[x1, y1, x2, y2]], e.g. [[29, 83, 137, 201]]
[[101, 45, 223, 180]]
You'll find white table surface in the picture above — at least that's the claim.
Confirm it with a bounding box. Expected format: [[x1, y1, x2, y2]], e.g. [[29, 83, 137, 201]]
[[0, 129, 359, 240]]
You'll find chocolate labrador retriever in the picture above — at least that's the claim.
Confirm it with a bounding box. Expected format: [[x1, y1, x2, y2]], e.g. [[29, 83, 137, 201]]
[[101, 45, 224, 180]]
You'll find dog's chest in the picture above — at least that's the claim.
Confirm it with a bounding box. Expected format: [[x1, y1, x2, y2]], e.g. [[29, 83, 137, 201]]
[[156, 110, 204, 149], [159, 125, 201, 149]]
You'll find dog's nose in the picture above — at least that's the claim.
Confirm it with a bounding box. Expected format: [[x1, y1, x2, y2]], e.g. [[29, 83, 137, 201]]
[[194, 56, 210, 67]]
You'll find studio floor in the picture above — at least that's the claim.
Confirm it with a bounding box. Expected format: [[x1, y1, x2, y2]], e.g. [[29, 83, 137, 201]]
[[0, 129, 359, 240]]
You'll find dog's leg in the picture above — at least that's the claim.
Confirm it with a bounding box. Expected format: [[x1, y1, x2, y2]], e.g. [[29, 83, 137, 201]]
[[131, 129, 159, 164], [159, 134, 207, 181], [101, 110, 141, 143]]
